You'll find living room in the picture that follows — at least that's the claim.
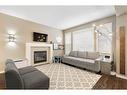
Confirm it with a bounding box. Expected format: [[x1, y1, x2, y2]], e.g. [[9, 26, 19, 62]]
[[0, 5, 127, 90]]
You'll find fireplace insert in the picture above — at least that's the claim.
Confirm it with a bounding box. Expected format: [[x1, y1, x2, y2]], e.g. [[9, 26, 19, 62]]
[[34, 51, 47, 64]]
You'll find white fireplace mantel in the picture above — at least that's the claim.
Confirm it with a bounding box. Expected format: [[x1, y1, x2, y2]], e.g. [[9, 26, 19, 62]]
[[26, 43, 53, 65]]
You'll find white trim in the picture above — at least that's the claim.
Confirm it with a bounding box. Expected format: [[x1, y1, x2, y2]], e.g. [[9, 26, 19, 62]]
[[0, 71, 5, 74], [110, 71, 116, 75], [116, 73, 127, 80]]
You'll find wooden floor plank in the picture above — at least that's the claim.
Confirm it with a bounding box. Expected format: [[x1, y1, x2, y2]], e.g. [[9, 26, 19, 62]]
[[0, 74, 6, 89], [93, 75, 127, 89]]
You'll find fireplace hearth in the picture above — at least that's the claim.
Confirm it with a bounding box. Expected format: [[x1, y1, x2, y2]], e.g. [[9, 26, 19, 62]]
[[34, 51, 47, 64]]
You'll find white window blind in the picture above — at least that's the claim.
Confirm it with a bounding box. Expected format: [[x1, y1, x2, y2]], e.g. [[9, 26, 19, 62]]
[[65, 32, 72, 55], [72, 28, 94, 51]]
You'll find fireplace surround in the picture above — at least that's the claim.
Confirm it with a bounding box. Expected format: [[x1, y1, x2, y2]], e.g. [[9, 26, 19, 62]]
[[26, 43, 53, 66]]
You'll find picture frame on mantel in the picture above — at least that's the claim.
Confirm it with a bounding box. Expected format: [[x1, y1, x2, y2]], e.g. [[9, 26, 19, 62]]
[[53, 43, 64, 50], [58, 45, 64, 50], [53, 43, 59, 50]]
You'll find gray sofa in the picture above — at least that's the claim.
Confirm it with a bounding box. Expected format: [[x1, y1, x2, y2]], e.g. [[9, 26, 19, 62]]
[[5, 59, 49, 89], [62, 51, 102, 72]]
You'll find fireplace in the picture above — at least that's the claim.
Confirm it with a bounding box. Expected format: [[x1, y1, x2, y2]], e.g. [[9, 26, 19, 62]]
[[34, 51, 47, 64], [26, 43, 53, 66]]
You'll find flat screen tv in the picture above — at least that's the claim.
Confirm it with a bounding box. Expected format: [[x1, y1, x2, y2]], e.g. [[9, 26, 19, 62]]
[[33, 32, 48, 42]]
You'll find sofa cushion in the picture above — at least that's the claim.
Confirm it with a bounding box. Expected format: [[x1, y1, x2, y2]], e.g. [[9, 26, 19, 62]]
[[87, 52, 99, 60], [65, 56, 95, 63], [77, 51, 87, 58], [22, 70, 49, 89], [5, 59, 24, 88], [19, 66, 38, 75], [69, 51, 78, 57]]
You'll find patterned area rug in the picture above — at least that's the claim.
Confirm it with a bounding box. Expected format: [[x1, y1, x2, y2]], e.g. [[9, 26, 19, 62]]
[[36, 63, 101, 90]]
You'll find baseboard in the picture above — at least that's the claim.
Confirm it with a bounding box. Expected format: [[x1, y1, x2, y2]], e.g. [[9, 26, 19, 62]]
[[110, 71, 127, 80], [110, 71, 116, 75], [116, 73, 127, 80]]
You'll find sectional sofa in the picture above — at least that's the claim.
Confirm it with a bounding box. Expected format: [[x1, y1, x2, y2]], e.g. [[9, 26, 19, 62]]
[[62, 51, 102, 72]]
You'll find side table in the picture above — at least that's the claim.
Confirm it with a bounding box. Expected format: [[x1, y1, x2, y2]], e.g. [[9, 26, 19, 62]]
[[53, 56, 62, 63], [100, 59, 112, 75]]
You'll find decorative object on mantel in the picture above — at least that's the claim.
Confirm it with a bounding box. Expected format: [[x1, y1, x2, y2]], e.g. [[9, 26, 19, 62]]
[[53, 43, 64, 50], [53, 35, 63, 50], [58, 44, 64, 50], [53, 43, 59, 50], [33, 32, 48, 42], [49, 41, 53, 44]]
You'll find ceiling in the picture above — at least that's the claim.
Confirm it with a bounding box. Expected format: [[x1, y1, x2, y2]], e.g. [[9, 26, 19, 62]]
[[0, 6, 116, 30], [115, 6, 127, 16]]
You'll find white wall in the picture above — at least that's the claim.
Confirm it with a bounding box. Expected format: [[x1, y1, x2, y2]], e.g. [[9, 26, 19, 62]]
[[0, 13, 63, 71]]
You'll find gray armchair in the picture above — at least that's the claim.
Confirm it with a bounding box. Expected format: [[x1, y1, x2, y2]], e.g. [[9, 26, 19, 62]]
[[5, 59, 49, 89]]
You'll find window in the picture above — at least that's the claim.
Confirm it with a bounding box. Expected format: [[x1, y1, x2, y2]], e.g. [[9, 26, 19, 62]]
[[65, 32, 72, 55], [97, 22, 112, 53], [72, 28, 94, 51], [64, 22, 113, 55]]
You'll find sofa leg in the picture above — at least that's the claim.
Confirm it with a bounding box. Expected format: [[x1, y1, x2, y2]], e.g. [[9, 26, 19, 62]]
[[96, 71, 101, 74]]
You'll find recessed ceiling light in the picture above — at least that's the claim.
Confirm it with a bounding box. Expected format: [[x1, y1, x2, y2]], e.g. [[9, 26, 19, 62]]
[[99, 24, 103, 27]]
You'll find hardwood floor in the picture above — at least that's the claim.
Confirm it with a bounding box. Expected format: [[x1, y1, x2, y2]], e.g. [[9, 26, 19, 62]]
[[0, 72, 6, 89], [93, 75, 127, 89]]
